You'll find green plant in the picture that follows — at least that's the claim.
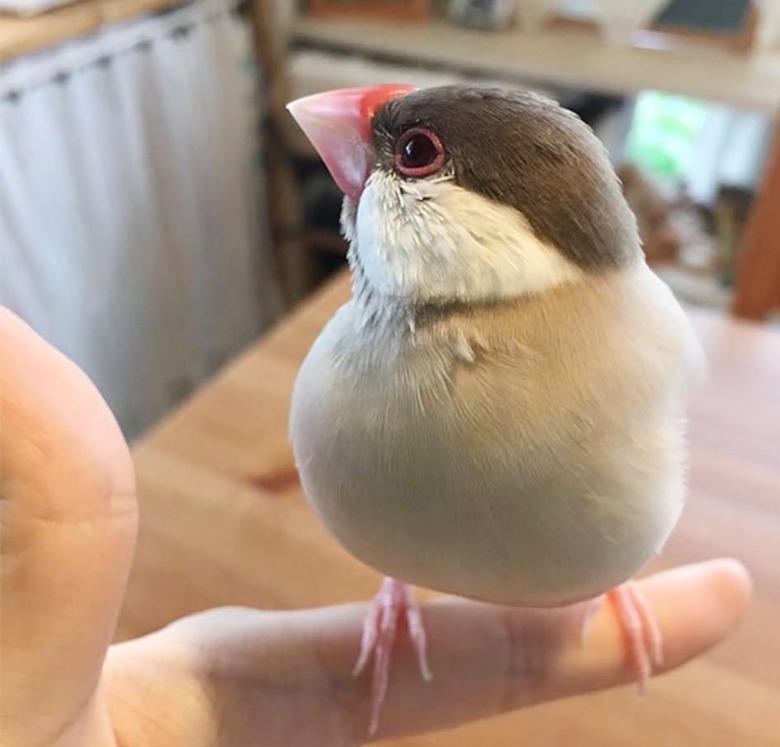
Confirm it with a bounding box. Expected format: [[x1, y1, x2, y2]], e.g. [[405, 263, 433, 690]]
[[625, 91, 709, 183]]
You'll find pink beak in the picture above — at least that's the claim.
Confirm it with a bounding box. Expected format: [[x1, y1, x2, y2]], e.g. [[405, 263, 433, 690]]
[[287, 84, 417, 201]]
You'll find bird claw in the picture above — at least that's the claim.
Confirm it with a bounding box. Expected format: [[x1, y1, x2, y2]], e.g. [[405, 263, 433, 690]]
[[354, 577, 432, 735], [607, 581, 664, 691]]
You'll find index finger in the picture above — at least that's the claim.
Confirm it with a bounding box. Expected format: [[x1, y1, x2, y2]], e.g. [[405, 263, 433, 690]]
[[114, 559, 750, 746]]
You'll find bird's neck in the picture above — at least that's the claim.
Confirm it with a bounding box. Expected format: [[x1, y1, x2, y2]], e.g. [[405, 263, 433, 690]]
[[348, 243, 512, 334], [348, 244, 414, 330]]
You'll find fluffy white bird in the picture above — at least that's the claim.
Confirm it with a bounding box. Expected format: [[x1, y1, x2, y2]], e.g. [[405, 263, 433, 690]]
[[287, 84, 703, 734]]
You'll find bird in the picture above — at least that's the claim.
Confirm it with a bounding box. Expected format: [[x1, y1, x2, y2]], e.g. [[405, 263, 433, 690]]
[[286, 83, 703, 734]]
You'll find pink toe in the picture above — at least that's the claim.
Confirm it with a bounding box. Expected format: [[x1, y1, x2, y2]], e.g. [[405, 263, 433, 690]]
[[608, 583, 661, 690], [354, 577, 432, 735]]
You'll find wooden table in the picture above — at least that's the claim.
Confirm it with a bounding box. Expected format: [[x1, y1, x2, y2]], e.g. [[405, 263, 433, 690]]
[[121, 272, 780, 746]]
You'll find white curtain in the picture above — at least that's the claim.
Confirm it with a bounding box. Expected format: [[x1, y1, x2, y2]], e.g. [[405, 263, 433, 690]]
[[1, 0, 281, 439]]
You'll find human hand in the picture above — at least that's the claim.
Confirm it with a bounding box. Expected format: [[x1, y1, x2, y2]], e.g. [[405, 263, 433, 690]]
[[0, 309, 751, 747]]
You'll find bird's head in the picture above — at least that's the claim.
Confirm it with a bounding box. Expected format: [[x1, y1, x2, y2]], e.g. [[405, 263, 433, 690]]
[[288, 84, 641, 306]]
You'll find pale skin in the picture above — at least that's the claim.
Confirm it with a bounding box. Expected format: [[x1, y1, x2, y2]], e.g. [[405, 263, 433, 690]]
[[0, 308, 752, 747]]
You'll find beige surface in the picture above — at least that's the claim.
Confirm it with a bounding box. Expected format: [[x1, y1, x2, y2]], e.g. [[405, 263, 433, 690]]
[[293, 17, 780, 116], [0, 0, 184, 61], [121, 271, 780, 746]]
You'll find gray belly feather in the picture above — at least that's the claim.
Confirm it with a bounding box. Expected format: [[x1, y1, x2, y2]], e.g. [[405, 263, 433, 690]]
[[290, 264, 700, 606]]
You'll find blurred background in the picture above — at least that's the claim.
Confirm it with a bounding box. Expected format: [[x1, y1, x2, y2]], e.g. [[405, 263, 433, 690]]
[[1, 0, 779, 438], [2, 5, 779, 747]]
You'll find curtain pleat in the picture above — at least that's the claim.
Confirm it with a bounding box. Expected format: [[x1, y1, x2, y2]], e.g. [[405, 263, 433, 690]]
[[1, 0, 281, 439]]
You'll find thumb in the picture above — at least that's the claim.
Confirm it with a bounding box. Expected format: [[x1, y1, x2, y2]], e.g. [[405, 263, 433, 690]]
[[0, 309, 137, 743]]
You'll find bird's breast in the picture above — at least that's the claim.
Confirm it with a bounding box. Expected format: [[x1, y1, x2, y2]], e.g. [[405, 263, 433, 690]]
[[290, 267, 696, 606]]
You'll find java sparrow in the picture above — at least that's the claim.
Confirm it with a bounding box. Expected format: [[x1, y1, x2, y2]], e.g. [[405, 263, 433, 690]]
[[287, 84, 703, 734]]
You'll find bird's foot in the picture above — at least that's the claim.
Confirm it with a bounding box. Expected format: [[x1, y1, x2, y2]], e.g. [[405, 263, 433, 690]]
[[353, 577, 432, 735], [607, 581, 664, 691]]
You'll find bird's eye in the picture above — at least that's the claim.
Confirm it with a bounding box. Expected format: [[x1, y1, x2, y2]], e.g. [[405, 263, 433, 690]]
[[395, 127, 445, 178]]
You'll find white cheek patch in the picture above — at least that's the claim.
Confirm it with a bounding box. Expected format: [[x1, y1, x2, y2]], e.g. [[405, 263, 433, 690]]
[[353, 171, 583, 304]]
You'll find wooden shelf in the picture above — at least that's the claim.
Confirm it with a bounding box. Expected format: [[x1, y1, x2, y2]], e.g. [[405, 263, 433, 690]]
[[0, 0, 185, 62], [292, 16, 780, 116]]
